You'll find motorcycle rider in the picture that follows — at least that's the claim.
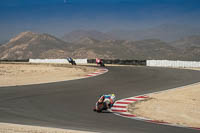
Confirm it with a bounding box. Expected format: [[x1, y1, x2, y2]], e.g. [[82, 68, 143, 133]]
[[96, 58, 100, 64], [96, 58, 105, 67], [67, 57, 76, 65], [98, 94, 116, 109]]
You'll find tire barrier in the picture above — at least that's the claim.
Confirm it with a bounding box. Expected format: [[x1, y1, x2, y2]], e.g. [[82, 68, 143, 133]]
[[87, 59, 146, 65], [0, 59, 29, 62]]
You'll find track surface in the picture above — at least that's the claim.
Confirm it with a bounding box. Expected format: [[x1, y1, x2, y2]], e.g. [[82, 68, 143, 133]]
[[0, 66, 200, 133]]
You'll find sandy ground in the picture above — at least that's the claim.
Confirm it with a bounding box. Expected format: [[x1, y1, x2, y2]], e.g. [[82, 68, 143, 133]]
[[0, 123, 96, 133], [128, 68, 200, 128], [0, 63, 98, 87]]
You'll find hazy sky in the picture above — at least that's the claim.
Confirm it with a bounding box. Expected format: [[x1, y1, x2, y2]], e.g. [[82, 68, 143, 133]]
[[0, 0, 200, 42]]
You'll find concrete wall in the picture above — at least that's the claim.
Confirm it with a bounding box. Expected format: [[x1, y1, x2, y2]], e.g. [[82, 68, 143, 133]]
[[74, 59, 87, 64], [147, 60, 200, 68], [2, 59, 200, 68], [29, 59, 87, 64]]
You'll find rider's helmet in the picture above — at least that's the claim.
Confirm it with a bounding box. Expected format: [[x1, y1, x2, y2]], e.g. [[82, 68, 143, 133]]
[[96, 58, 101, 63], [110, 94, 116, 103]]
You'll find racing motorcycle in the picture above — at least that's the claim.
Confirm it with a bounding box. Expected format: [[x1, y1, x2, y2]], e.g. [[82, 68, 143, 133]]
[[93, 101, 108, 113], [67, 57, 76, 65], [93, 94, 116, 113], [96, 58, 105, 67]]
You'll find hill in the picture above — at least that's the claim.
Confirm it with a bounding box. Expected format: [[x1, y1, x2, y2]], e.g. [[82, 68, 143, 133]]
[[70, 37, 181, 60], [0, 31, 72, 59], [170, 35, 200, 60], [1, 31, 200, 60], [62, 30, 113, 42]]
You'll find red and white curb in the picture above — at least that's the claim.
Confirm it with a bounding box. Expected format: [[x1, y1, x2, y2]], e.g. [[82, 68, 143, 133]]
[[111, 95, 149, 118], [86, 68, 108, 77], [111, 95, 200, 130]]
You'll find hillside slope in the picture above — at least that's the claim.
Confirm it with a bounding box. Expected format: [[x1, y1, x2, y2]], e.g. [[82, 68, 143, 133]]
[[0, 32, 72, 59]]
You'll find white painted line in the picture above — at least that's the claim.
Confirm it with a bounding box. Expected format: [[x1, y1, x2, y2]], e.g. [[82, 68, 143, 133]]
[[111, 107, 127, 111], [113, 104, 129, 106]]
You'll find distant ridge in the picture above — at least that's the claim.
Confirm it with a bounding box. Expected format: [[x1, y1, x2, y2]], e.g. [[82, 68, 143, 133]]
[[1, 31, 200, 60], [170, 35, 200, 60], [61, 24, 200, 43], [62, 30, 114, 42], [107, 24, 200, 42]]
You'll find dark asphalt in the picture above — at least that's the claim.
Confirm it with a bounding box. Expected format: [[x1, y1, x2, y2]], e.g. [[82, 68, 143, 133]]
[[0, 66, 200, 133]]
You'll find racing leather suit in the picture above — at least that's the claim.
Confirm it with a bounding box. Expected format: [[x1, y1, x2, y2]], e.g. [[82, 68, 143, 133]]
[[98, 94, 116, 109]]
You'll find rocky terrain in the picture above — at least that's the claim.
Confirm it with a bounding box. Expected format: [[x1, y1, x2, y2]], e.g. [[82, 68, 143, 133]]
[[0, 31, 200, 60]]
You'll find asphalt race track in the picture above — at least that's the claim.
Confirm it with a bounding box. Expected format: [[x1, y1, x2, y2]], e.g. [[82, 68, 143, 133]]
[[0, 66, 200, 133]]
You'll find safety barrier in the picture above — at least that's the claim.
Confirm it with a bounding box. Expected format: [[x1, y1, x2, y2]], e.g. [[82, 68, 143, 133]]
[[87, 59, 146, 65], [2, 59, 200, 68], [29, 59, 69, 64], [74, 59, 87, 64], [28, 59, 146, 65], [0, 59, 29, 62], [29, 59, 87, 64], [147, 60, 200, 68]]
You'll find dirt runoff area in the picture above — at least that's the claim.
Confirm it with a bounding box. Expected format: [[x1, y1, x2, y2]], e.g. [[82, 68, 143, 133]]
[[0, 63, 98, 87], [128, 72, 200, 128], [0, 123, 95, 133]]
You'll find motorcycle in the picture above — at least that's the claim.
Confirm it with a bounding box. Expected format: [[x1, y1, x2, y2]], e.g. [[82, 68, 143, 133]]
[[93, 94, 116, 113], [93, 101, 108, 113], [67, 57, 76, 65], [96, 58, 105, 67]]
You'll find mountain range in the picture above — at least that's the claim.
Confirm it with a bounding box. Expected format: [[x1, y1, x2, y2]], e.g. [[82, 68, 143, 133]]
[[1, 28, 200, 60], [63, 24, 200, 42]]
